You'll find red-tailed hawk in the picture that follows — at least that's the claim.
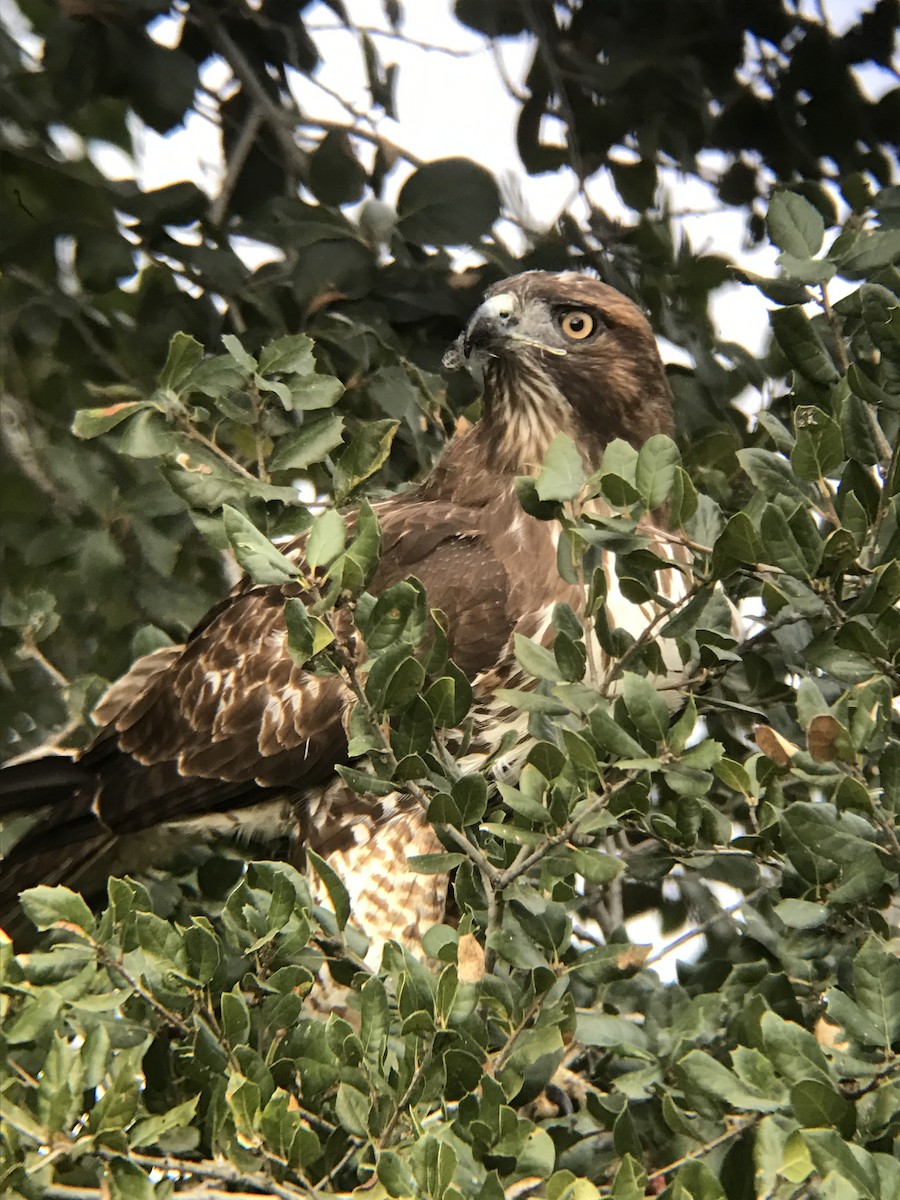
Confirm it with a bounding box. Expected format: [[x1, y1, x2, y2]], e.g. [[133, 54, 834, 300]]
[[0, 271, 686, 977]]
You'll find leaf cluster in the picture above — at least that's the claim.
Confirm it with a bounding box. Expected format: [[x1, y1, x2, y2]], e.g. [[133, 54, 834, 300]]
[[1, 5, 899, 1198]]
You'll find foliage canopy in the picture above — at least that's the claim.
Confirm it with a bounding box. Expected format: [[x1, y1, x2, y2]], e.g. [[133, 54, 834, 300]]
[[1, 3, 898, 1198]]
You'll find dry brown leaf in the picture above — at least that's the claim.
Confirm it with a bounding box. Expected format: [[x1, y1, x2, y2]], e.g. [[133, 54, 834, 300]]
[[457, 932, 485, 982], [616, 944, 650, 970], [815, 1015, 849, 1051], [807, 712, 842, 762], [755, 723, 798, 766]]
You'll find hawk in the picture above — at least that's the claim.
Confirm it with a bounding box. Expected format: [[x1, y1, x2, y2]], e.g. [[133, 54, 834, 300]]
[[0, 271, 687, 976]]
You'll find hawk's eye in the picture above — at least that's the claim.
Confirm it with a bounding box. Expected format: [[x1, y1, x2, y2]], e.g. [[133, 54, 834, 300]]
[[558, 310, 596, 341]]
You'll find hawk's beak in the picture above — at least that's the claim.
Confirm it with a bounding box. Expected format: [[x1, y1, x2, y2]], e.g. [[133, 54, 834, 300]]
[[461, 293, 518, 358], [442, 291, 565, 370]]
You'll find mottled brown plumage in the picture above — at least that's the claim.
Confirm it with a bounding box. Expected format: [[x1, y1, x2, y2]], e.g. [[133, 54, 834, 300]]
[[0, 271, 685, 969]]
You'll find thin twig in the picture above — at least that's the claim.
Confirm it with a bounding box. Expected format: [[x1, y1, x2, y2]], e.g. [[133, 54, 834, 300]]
[[307, 22, 480, 56], [19, 638, 68, 690], [643, 891, 762, 967], [211, 103, 265, 227], [379, 1045, 434, 1144], [646, 1115, 760, 1183], [195, 9, 308, 180], [180, 426, 260, 481], [94, 1149, 312, 1200], [819, 281, 849, 374], [296, 118, 422, 168]]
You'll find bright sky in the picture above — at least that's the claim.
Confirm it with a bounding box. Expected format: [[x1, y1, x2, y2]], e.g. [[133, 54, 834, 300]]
[[125, 0, 895, 361]]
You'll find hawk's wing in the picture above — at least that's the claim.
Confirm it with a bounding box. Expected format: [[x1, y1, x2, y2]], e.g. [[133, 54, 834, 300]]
[[0, 496, 520, 866]]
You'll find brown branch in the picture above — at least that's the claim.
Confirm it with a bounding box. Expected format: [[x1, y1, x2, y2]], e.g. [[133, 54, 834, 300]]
[[179, 425, 260, 481], [646, 1115, 760, 1184], [89, 939, 193, 1038], [378, 1045, 434, 1145], [94, 1150, 312, 1200], [819, 280, 849, 373]]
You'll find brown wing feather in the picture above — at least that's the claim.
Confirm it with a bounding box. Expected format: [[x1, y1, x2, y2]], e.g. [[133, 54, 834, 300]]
[[22, 491, 525, 850]]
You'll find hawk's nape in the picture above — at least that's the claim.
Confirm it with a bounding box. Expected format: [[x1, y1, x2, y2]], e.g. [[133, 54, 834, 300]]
[[0, 271, 686, 971]]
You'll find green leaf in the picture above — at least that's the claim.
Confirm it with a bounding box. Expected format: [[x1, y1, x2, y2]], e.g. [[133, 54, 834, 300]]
[[572, 847, 623, 884], [848, 363, 899, 412], [494, 688, 569, 716], [768, 190, 826, 257], [284, 598, 335, 666], [635, 433, 681, 509], [760, 1011, 831, 1087], [622, 671, 669, 741], [769, 307, 840, 385], [776, 252, 836, 284], [332, 499, 381, 593], [612, 1155, 648, 1200], [577, 1013, 648, 1051], [72, 400, 150, 439], [671, 1161, 726, 1200], [791, 1080, 855, 1136], [306, 508, 346, 570], [221, 987, 251, 1047], [335, 1081, 370, 1137], [802, 1130, 878, 1199], [774, 899, 829, 929], [791, 406, 844, 480], [358, 580, 428, 651], [397, 157, 500, 245], [222, 506, 300, 584], [676, 1049, 784, 1112], [835, 228, 900, 274], [365, 643, 426, 711], [159, 331, 204, 390], [130, 1097, 200, 1149], [553, 630, 586, 681], [0, 1095, 48, 1143], [226, 1074, 261, 1144], [853, 936, 900, 1048], [336, 765, 396, 796], [258, 333, 315, 376], [737, 447, 807, 503], [107, 1159, 157, 1200], [711, 511, 762, 575], [307, 850, 351, 930], [221, 333, 257, 375], [841, 390, 884, 465], [408, 852, 466, 873], [378, 1150, 418, 1198], [589, 707, 648, 758], [19, 885, 96, 934], [759, 503, 816, 578], [515, 633, 563, 682], [269, 414, 345, 471], [535, 433, 585, 501], [333, 419, 399, 501], [291, 373, 345, 411], [184, 352, 248, 398]]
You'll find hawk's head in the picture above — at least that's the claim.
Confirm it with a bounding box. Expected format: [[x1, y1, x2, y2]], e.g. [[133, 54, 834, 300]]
[[448, 271, 673, 474]]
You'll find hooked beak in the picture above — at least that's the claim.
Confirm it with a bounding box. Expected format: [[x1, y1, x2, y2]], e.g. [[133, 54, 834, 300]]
[[461, 292, 518, 358], [442, 290, 567, 371]]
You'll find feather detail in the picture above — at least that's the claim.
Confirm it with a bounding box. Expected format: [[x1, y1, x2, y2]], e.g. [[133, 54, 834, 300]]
[[1, 270, 686, 983]]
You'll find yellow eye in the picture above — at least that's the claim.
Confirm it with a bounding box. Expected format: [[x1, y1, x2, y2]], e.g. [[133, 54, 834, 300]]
[[559, 310, 596, 340]]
